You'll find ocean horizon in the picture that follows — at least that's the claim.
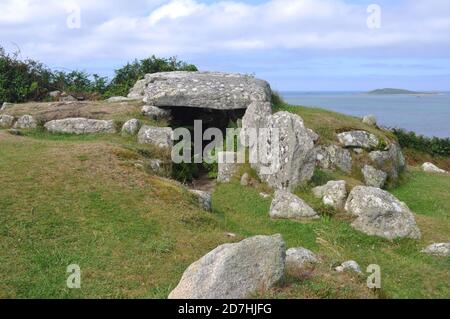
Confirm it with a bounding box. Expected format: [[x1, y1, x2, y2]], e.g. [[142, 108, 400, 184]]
[[280, 91, 450, 138]]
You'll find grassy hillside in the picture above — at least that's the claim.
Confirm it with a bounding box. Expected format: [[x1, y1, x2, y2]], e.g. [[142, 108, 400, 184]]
[[0, 102, 449, 299]]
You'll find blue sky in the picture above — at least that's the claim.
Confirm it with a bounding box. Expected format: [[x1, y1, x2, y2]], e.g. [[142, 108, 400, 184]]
[[1, 0, 449, 91]]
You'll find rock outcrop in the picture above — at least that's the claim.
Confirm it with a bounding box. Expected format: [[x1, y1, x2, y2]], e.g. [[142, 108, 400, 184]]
[[315, 145, 352, 173], [421, 162, 447, 174], [255, 112, 317, 191], [121, 119, 141, 136], [44, 118, 115, 134], [137, 125, 173, 148], [14, 115, 37, 129], [312, 180, 347, 210], [337, 130, 379, 149], [141, 72, 272, 110], [362, 165, 387, 188], [270, 190, 319, 220], [168, 234, 285, 299], [0, 115, 15, 128], [345, 186, 421, 240]]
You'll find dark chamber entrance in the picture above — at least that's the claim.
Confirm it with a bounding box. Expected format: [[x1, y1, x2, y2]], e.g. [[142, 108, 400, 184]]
[[166, 106, 246, 132]]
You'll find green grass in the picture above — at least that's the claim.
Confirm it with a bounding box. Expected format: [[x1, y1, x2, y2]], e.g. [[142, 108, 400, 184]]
[[0, 100, 449, 299]]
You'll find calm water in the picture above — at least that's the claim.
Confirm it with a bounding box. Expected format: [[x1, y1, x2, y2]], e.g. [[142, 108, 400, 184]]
[[281, 92, 450, 138]]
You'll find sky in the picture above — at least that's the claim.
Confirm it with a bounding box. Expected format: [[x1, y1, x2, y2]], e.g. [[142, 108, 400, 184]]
[[0, 0, 449, 91]]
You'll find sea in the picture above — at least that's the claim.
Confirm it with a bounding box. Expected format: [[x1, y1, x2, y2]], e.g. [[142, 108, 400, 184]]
[[280, 91, 450, 138]]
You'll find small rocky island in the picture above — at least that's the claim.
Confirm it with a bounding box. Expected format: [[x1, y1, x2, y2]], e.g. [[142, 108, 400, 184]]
[[367, 88, 437, 95]]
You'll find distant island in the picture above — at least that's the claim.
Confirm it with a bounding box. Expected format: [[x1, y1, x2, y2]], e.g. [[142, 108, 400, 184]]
[[367, 88, 438, 95]]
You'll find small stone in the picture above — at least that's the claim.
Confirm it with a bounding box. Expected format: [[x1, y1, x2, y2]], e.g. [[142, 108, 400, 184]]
[[335, 260, 362, 273], [422, 162, 447, 174], [189, 190, 212, 212], [49, 90, 61, 98], [285, 247, 319, 270], [121, 119, 141, 136], [106, 96, 131, 103], [59, 95, 78, 102], [362, 115, 377, 126], [421, 243, 450, 257], [270, 190, 319, 220], [259, 192, 271, 199], [240, 173, 249, 186]]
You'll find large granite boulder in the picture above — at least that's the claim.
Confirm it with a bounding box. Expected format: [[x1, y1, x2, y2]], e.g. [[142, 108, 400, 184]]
[[44, 118, 115, 134], [312, 180, 347, 210], [142, 71, 272, 110], [369, 142, 406, 180], [168, 234, 285, 299], [345, 186, 421, 240], [13, 115, 37, 129], [0, 115, 15, 128], [337, 130, 379, 149], [315, 145, 352, 173], [137, 125, 173, 148], [270, 190, 319, 220], [255, 112, 317, 191], [362, 165, 387, 188], [421, 162, 447, 174], [241, 101, 272, 132]]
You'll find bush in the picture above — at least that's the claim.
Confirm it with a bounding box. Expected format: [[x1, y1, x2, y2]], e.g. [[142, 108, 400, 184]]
[[104, 55, 198, 98], [0, 45, 197, 103], [392, 128, 450, 157]]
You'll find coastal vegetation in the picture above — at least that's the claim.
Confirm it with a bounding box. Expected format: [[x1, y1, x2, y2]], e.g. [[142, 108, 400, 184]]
[[0, 45, 197, 104]]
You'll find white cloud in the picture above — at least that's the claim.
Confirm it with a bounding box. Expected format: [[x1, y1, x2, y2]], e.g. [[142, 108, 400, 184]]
[[0, 0, 449, 65], [149, 0, 205, 26]]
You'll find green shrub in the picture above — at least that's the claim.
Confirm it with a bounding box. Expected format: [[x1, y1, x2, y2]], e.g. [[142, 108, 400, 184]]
[[0, 45, 197, 103], [392, 128, 450, 157], [104, 55, 198, 98]]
